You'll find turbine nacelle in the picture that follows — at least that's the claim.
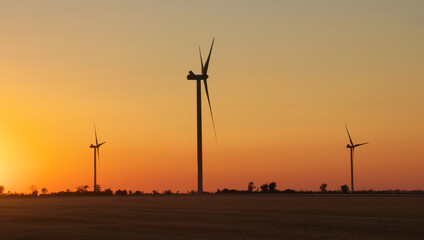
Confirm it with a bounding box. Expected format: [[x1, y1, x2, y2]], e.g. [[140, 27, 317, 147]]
[[89, 142, 105, 148], [187, 71, 208, 81], [346, 144, 353, 149]]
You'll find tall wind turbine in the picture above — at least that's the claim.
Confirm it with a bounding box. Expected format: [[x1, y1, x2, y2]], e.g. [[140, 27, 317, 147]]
[[345, 125, 368, 192], [186, 38, 217, 194], [90, 124, 106, 192]]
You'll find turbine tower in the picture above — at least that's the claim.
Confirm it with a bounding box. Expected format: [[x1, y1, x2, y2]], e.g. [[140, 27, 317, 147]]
[[186, 38, 217, 194], [90, 124, 106, 192], [345, 125, 368, 192]]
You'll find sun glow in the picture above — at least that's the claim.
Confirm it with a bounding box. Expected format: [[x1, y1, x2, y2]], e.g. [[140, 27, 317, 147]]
[[0, 133, 17, 188]]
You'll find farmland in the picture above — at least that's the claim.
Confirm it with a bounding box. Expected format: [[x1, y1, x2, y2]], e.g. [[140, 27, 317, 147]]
[[0, 195, 423, 239]]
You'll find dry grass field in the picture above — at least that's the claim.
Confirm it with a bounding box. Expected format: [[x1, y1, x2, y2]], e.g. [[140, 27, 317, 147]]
[[0, 195, 423, 239]]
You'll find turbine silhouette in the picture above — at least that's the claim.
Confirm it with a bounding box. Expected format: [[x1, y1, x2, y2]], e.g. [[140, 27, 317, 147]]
[[89, 124, 106, 192], [186, 38, 216, 194], [345, 125, 368, 192]]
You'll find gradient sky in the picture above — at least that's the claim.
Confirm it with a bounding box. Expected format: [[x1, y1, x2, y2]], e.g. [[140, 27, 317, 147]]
[[0, 1, 423, 193]]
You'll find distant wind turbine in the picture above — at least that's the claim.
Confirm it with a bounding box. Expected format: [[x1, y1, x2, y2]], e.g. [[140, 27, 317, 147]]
[[345, 125, 368, 192], [90, 124, 106, 192], [186, 38, 217, 194]]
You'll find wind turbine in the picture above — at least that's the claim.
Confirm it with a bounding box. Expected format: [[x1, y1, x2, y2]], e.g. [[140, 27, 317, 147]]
[[186, 38, 217, 194], [345, 125, 368, 192], [89, 124, 106, 192]]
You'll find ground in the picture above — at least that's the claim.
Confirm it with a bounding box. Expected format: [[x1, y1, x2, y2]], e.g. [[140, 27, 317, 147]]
[[0, 195, 423, 239]]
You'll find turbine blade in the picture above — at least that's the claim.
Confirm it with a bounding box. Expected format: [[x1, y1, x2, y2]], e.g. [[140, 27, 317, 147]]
[[203, 79, 217, 143], [354, 142, 369, 147], [203, 38, 214, 75], [98, 141, 106, 147], [94, 124, 98, 146], [199, 47, 204, 75], [345, 124, 354, 146]]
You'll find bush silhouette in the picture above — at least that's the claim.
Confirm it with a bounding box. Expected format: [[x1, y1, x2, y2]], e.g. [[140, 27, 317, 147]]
[[269, 182, 277, 193], [320, 183, 327, 192], [76, 185, 89, 193], [104, 188, 113, 195], [247, 181, 256, 192], [29, 185, 38, 196], [341, 184, 350, 193], [115, 189, 128, 196], [260, 183, 269, 193]]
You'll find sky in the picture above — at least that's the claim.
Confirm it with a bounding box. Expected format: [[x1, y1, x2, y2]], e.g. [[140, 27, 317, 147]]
[[0, 1, 423, 193]]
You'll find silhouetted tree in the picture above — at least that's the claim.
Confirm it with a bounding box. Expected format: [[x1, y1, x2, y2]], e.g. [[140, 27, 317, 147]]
[[115, 189, 128, 196], [222, 188, 238, 194], [269, 182, 277, 193], [29, 185, 38, 196], [247, 181, 256, 192], [260, 183, 269, 193], [76, 185, 89, 193], [104, 188, 113, 195], [41, 188, 48, 195], [94, 184, 101, 192], [282, 189, 296, 193], [341, 184, 350, 193], [0, 185, 4, 195], [163, 190, 172, 194], [320, 183, 327, 192], [152, 190, 159, 195]]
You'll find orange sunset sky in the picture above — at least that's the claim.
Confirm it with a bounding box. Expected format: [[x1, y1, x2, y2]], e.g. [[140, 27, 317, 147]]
[[0, 1, 423, 193]]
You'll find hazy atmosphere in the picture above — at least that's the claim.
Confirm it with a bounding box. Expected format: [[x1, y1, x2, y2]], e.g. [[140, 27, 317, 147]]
[[1, 1, 423, 193]]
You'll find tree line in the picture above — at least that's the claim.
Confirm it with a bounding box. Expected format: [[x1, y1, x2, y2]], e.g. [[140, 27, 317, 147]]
[[0, 183, 422, 198], [217, 182, 424, 194]]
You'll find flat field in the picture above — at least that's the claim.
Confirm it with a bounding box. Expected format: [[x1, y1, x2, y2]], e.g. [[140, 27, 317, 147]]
[[0, 195, 423, 239]]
